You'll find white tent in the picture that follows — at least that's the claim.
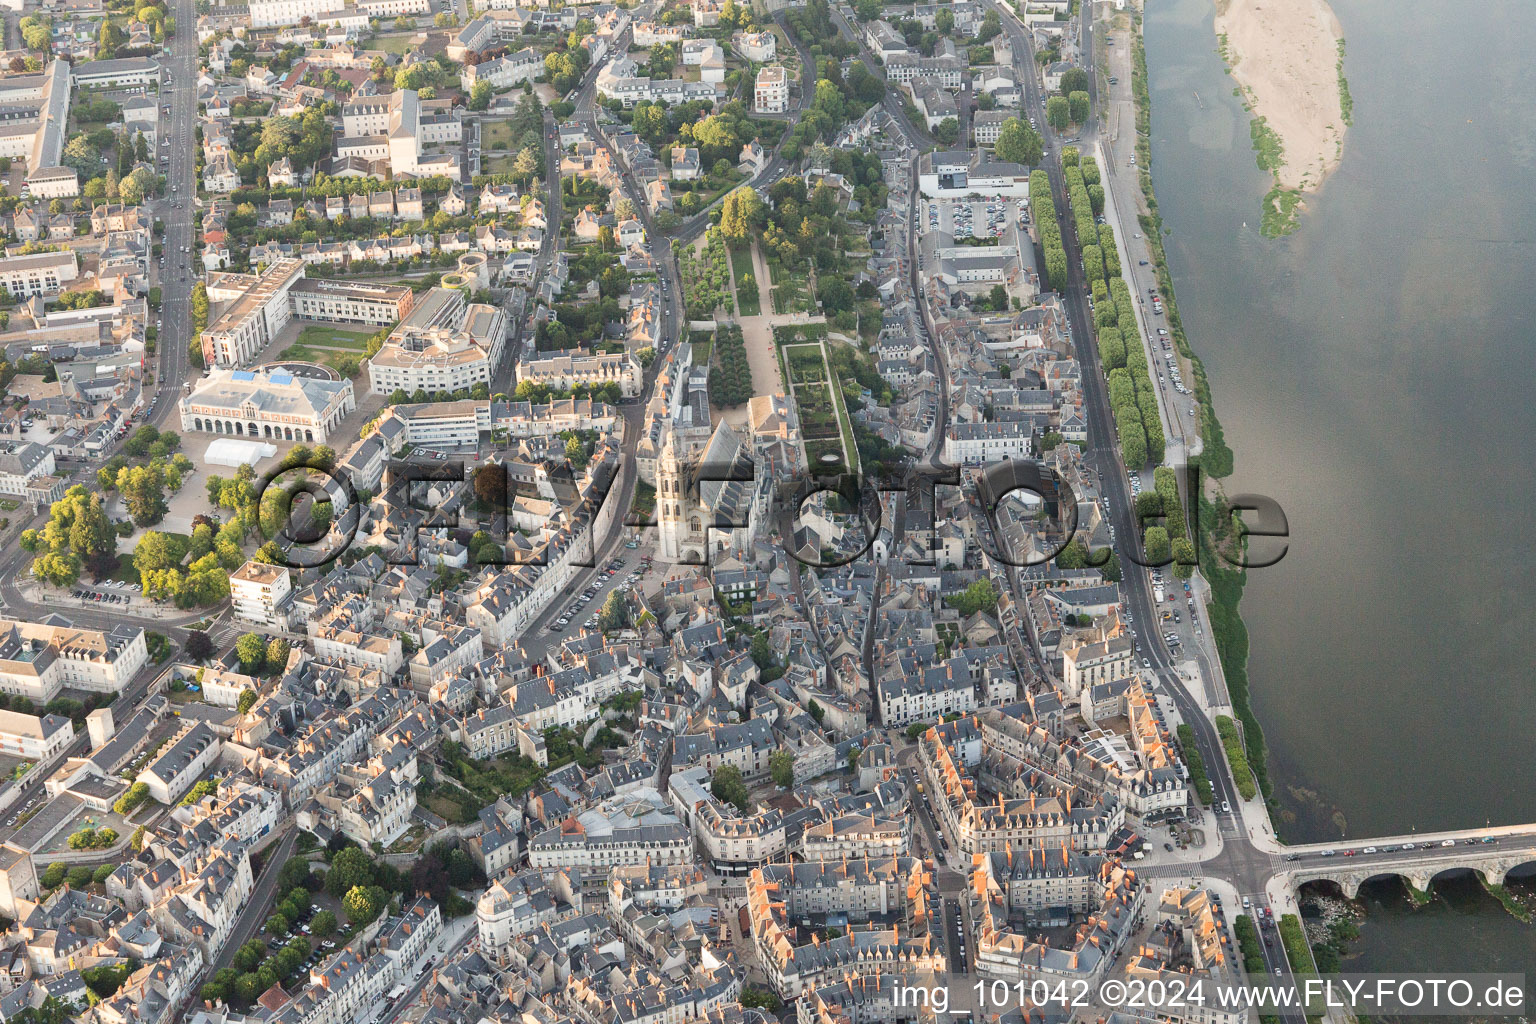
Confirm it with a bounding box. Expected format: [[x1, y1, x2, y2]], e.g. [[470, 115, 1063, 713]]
[[204, 438, 277, 468]]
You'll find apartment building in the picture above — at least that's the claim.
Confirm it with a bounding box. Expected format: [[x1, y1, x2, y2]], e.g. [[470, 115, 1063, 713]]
[[0, 63, 72, 193], [0, 619, 148, 703], [70, 56, 161, 88], [733, 30, 775, 61], [477, 871, 581, 960], [0, 709, 74, 760], [138, 721, 221, 804], [754, 65, 788, 113], [943, 421, 1034, 466], [289, 278, 415, 327], [248, 0, 334, 28], [884, 53, 965, 88], [974, 110, 1008, 147], [230, 560, 294, 626], [527, 818, 691, 875], [1060, 636, 1135, 697], [366, 287, 506, 395], [515, 349, 641, 397], [199, 258, 306, 367], [357, 0, 428, 15], [633, 20, 688, 45], [0, 442, 57, 503], [338, 90, 462, 181], [461, 47, 542, 90]]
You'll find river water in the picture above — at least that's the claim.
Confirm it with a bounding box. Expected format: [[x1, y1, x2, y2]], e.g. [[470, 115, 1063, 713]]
[[1144, 0, 1536, 975]]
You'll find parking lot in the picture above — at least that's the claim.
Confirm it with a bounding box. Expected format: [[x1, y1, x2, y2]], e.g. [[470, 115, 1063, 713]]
[[924, 197, 1028, 240], [73, 580, 142, 606], [541, 550, 650, 638]]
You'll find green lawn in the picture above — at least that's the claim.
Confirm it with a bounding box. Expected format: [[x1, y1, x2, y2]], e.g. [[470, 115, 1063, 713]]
[[730, 245, 760, 316], [278, 343, 363, 376], [482, 120, 515, 149], [371, 32, 419, 54], [296, 325, 374, 350], [804, 439, 846, 470], [480, 119, 519, 173], [785, 344, 826, 384], [110, 553, 141, 584]]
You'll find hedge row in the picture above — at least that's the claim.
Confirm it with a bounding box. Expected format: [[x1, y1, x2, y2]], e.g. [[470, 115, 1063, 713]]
[[1216, 714, 1258, 800]]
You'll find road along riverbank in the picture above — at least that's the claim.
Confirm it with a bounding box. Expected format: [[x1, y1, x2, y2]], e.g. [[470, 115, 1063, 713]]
[[1126, 9, 1269, 801]]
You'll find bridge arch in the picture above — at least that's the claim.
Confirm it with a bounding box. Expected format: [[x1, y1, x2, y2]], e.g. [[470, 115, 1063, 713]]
[[1498, 857, 1536, 887]]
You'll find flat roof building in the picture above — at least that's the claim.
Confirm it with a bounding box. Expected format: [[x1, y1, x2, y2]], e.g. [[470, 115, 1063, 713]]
[[365, 286, 506, 396], [180, 366, 356, 444], [289, 278, 415, 327], [755, 65, 788, 114], [0, 250, 77, 299], [200, 258, 307, 368]]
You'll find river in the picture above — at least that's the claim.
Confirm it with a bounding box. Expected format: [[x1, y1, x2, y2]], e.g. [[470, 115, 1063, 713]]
[[1143, 0, 1536, 976]]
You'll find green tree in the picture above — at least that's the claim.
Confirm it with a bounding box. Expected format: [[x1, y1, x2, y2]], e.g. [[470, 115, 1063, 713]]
[[769, 749, 795, 787], [513, 146, 540, 184], [1058, 67, 1090, 95], [710, 764, 751, 811], [1046, 95, 1070, 131], [750, 631, 773, 668], [932, 117, 960, 146], [947, 578, 999, 616], [1120, 427, 1147, 469], [237, 689, 258, 714], [1143, 525, 1172, 566], [597, 589, 628, 632], [1055, 538, 1088, 569], [235, 632, 267, 675], [114, 782, 150, 815], [718, 186, 764, 246], [343, 884, 388, 925], [235, 972, 263, 1003], [312, 909, 337, 936], [1170, 537, 1197, 579], [1068, 89, 1089, 125], [993, 117, 1043, 166], [185, 630, 215, 661], [266, 637, 292, 675], [325, 846, 375, 898], [117, 464, 168, 527], [22, 21, 52, 50]]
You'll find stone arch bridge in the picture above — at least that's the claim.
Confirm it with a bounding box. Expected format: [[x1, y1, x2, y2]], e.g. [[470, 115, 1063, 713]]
[[1282, 832, 1536, 899]]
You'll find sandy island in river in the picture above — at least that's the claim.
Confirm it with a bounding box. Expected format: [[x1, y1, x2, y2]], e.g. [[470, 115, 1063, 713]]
[[1215, 0, 1346, 192]]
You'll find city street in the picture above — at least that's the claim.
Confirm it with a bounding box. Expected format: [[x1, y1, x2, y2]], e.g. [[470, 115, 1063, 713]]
[[149, 0, 202, 429]]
